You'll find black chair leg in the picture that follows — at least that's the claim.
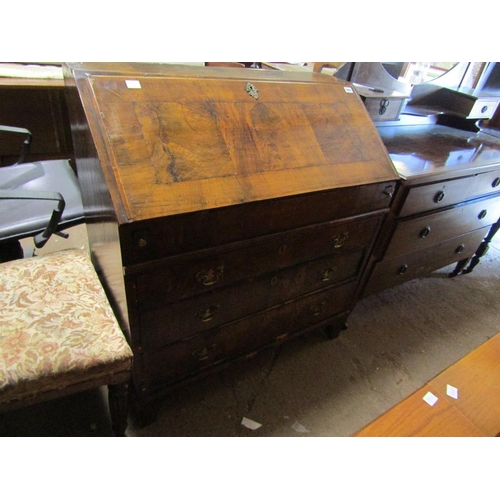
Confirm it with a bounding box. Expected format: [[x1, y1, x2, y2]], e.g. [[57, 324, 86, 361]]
[[108, 383, 129, 437]]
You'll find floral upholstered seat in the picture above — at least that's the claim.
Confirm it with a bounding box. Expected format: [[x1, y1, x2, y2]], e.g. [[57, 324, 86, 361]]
[[0, 249, 133, 436]]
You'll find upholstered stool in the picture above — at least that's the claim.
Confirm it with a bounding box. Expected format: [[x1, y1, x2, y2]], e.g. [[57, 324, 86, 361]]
[[0, 249, 133, 436]]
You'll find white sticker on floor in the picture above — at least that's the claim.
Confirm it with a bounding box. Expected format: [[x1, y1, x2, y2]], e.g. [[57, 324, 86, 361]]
[[291, 421, 310, 433], [423, 391, 438, 406], [241, 417, 262, 430], [446, 384, 459, 399]]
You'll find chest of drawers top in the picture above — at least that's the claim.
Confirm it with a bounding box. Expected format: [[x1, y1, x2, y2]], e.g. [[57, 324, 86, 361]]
[[378, 123, 500, 183], [64, 62, 398, 226]]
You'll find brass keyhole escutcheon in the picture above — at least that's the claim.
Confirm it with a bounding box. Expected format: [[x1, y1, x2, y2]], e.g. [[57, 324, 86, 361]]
[[245, 82, 259, 100], [278, 244, 287, 255]]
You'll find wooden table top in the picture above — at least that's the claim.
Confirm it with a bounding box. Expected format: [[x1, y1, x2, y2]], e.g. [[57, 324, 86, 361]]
[[354, 332, 500, 437]]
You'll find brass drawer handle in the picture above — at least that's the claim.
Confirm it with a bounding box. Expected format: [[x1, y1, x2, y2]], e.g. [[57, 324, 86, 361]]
[[434, 190, 445, 203], [492, 177, 500, 188], [196, 305, 220, 322], [456, 244, 465, 254], [320, 267, 337, 282], [192, 343, 218, 361], [383, 185, 394, 198], [420, 226, 431, 238], [478, 209, 488, 220], [196, 266, 224, 286], [310, 301, 326, 316], [331, 232, 349, 249]]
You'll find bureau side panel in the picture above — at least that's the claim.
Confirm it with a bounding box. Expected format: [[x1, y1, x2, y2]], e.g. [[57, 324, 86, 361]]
[[64, 68, 130, 338]]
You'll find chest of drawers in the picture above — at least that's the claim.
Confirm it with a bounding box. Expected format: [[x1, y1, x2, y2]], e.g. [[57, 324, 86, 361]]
[[364, 123, 500, 296], [63, 63, 398, 419]]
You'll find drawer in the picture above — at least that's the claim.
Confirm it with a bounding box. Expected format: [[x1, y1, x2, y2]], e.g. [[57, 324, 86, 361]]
[[139, 249, 365, 348], [399, 176, 474, 217], [131, 214, 382, 308], [122, 182, 396, 265], [385, 196, 500, 259], [364, 228, 489, 296], [468, 99, 499, 120], [362, 96, 406, 122], [467, 170, 500, 200], [140, 280, 357, 389]]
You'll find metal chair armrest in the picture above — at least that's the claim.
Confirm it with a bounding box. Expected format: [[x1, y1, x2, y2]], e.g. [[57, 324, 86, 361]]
[[0, 189, 65, 248], [0, 125, 33, 165]]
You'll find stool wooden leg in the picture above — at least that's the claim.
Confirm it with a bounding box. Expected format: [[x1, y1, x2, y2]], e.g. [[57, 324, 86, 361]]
[[108, 383, 129, 437]]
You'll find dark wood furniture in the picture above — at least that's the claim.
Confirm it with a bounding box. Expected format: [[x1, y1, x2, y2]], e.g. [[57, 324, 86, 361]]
[[63, 62, 398, 421], [363, 118, 500, 296]]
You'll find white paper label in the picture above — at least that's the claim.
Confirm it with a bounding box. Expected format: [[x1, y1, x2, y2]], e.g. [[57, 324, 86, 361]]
[[125, 79, 141, 89], [423, 391, 438, 406], [446, 384, 459, 399], [241, 417, 262, 430]]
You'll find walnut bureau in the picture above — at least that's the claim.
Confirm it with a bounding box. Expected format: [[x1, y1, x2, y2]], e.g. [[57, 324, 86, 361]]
[[363, 119, 500, 296], [63, 63, 398, 420]]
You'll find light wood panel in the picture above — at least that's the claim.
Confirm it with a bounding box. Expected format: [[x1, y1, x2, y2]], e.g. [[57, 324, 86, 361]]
[[355, 332, 500, 437]]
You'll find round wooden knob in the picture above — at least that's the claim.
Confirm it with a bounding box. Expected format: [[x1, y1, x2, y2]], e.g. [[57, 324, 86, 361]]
[[434, 190, 445, 203], [420, 226, 431, 238]]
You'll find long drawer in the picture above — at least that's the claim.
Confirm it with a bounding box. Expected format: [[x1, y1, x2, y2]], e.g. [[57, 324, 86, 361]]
[[385, 195, 500, 259], [364, 228, 489, 296], [399, 169, 500, 217], [139, 249, 365, 348], [139, 280, 357, 390], [467, 169, 500, 200], [122, 182, 396, 265], [399, 176, 474, 217], [130, 213, 382, 309]]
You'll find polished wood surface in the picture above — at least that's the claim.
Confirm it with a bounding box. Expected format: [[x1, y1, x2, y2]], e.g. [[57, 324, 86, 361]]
[[378, 123, 500, 181], [355, 332, 500, 437], [0, 77, 65, 88], [363, 119, 500, 296], [354, 385, 485, 437], [68, 63, 397, 223], [429, 332, 500, 436]]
